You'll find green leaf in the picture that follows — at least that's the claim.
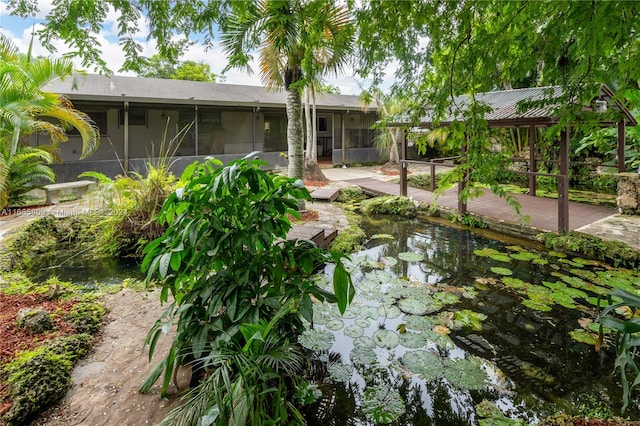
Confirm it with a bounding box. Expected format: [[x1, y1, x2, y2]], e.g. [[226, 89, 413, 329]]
[[169, 251, 181, 272], [159, 252, 171, 278], [333, 261, 354, 314], [301, 294, 313, 324]]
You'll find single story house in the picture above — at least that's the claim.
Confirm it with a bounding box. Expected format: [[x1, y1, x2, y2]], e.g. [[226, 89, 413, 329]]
[[38, 74, 381, 182]]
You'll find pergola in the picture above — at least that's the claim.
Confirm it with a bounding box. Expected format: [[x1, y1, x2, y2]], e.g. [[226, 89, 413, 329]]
[[396, 85, 637, 233]]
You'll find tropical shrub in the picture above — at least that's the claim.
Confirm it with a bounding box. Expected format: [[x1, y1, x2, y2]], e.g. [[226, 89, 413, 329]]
[[80, 164, 175, 258], [140, 155, 353, 423], [596, 289, 640, 413], [0, 34, 99, 209], [80, 120, 189, 258], [0, 144, 54, 207]]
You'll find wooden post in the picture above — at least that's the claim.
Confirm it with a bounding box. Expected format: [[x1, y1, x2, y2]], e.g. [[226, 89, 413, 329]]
[[458, 141, 468, 215], [430, 163, 436, 192], [618, 118, 626, 173], [528, 125, 537, 196], [400, 128, 408, 196], [124, 101, 129, 174], [558, 128, 570, 233]]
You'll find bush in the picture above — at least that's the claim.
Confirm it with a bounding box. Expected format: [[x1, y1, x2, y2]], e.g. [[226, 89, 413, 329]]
[[362, 196, 418, 217], [140, 156, 354, 423]]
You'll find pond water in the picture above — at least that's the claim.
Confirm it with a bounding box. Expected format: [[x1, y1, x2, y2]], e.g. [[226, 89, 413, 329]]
[[300, 216, 639, 425], [29, 216, 639, 424]]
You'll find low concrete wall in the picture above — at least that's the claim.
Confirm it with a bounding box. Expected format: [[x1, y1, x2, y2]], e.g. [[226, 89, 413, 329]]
[[617, 173, 640, 214]]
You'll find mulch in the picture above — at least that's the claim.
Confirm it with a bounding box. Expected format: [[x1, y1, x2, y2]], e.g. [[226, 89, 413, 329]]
[[0, 293, 77, 417]]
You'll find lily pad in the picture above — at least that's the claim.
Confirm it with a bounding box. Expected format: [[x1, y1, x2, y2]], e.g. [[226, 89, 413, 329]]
[[548, 251, 567, 258], [326, 319, 344, 331], [510, 252, 541, 262], [378, 305, 402, 319], [398, 252, 424, 262], [356, 318, 372, 328], [402, 350, 444, 381], [298, 329, 335, 352], [400, 331, 429, 349], [489, 254, 512, 263], [569, 329, 598, 345], [522, 299, 553, 312], [443, 357, 489, 390], [454, 310, 487, 331], [362, 386, 406, 424], [383, 256, 398, 267], [490, 266, 513, 276], [328, 363, 354, 383], [373, 329, 400, 349], [398, 298, 431, 315], [502, 277, 527, 289], [404, 315, 434, 331], [350, 344, 377, 365], [433, 291, 460, 306], [344, 324, 364, 338], [474, 248, 502, 257]]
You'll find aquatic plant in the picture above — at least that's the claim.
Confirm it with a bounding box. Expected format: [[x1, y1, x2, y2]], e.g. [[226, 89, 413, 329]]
[[596, 289, 640, 413], [362, 385, 406, 424], [298, 329, 335, 352]]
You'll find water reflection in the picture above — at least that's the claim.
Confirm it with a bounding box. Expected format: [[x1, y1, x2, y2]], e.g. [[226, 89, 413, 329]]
[[305, 216, 636, 425]]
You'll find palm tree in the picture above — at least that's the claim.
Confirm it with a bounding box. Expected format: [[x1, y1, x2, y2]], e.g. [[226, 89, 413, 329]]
[[221, 0, 354, 179], [0, 34, 99, 208], [363, 89, 407, 170]]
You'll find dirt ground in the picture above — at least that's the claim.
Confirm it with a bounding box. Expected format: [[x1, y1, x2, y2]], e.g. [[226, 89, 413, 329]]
[[27, 201, 350, 426]]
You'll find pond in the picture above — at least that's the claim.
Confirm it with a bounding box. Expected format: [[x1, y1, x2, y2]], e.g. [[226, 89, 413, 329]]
[[28, 215, 639, 425], [299, 216, 639, 425]]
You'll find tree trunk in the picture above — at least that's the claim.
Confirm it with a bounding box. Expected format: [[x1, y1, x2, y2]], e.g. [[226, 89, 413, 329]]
[[286, 87, 304, 179], [304, 88, 313, 162], [389, 127, 400, 164], [304, 86, 327, 181]]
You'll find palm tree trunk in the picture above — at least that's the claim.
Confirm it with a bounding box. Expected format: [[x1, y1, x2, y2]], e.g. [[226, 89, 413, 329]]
[[286, 87, 304, 179], [389, 128, 400, 164], [304, 88, 313, 161]]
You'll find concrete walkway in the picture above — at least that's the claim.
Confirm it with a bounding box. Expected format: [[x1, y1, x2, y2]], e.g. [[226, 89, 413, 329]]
[[2, 166, 640, 252], [321, 166, 640, 251]]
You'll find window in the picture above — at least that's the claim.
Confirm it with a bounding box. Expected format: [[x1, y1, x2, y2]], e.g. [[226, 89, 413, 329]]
[[318, 117, 328, 132], [68, 111, 108, 136], [119, 107, 147, 126]]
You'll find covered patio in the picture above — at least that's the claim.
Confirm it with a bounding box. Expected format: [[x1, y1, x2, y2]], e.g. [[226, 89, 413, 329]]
[[396, 85, 638, 233]]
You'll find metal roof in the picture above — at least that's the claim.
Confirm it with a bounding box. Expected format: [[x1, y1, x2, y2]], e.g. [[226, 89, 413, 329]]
[[411, 85, 636, 127], [43, 74, 367, 111]]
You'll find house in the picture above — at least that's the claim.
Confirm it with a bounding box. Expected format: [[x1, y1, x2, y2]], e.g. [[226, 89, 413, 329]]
[[38, 74, 381, 182]]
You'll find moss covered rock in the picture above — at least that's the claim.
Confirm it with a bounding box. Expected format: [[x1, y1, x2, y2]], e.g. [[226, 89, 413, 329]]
[[15, 307, 54, 334], [64, 302, 107, 334], [2, 334, 92, 425], [362, 196, 418, 217]]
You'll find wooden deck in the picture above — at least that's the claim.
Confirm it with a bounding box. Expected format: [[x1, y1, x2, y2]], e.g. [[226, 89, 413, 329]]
[[346, 178, 616, 233], [287, 224, 338, 249]]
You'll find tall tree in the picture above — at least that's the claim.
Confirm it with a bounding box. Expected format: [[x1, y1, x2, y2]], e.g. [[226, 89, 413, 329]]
[[361, 89, 407, 170], [7, 0, 353, 178], [171, 60, 216, 82], [355, 1, 640, 200], [138, 54, 217, 82], [0, 34, 99, 207], [221, 0, 354, 179], [137, 54, 177, 79]]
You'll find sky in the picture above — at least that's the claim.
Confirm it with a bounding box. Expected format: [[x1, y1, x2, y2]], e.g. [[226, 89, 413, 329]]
[[0, 1, 394, 96]]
